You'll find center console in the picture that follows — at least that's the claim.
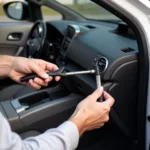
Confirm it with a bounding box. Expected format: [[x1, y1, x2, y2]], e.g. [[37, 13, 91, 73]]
[[0, 84, 83, 131]]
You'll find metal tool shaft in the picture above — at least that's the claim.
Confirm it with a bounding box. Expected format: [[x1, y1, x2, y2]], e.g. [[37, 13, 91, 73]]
[[95, 64, 104, 102], [65, 70, 95, 76], [96, 75, 102, 90]]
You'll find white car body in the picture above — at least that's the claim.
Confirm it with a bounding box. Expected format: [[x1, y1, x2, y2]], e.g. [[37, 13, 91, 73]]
[[104, 0, 150, 149]]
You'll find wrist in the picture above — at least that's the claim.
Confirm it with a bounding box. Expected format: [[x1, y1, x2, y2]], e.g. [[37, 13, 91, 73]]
[[0, 55, 15, 77], [69, 109, 88, 136]]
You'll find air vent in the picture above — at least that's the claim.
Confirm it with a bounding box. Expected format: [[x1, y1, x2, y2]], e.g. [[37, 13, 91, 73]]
[[121, 47, 135, 53], [97, 57, 108, 73]]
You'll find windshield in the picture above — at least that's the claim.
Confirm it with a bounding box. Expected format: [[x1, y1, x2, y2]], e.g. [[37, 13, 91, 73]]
[[56, 0, 120, 21]]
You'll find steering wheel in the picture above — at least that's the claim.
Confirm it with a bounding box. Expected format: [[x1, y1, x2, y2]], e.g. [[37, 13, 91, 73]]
[[27, 20, 47, 58]]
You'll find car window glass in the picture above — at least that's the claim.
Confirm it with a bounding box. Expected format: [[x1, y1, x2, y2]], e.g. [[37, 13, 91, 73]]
[[55, 0, 120, 21], [41, 6, 62, 21]]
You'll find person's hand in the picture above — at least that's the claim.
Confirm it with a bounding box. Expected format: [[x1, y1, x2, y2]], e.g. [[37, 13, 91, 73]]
[[69, 89, 114, 136], [8, 57, 60, 89]]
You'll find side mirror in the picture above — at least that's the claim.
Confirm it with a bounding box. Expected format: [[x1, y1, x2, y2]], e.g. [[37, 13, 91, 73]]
[[3, 1, 30, 21]]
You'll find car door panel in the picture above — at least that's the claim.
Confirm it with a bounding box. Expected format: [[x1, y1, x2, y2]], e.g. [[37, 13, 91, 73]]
[[0, 22, 33, 56], [0, 85, 83, 132], [0, 45, 18, 56]]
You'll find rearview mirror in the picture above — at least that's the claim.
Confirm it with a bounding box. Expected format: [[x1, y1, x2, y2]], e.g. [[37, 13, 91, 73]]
[[3, 1, 30, 21]]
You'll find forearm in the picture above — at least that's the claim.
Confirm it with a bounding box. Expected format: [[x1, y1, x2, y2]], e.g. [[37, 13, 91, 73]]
[[0, 55, 14, 77], [24, 121, 79, 150], [69, 109, 87, 136], [0, 112, 79, 150]]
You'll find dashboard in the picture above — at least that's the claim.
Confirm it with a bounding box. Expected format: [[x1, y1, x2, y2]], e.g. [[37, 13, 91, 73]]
[[45, 20, 139, 136], [46, 20, 138, 80]]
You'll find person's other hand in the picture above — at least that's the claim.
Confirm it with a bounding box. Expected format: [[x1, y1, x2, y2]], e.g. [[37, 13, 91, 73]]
[[69, 88, 115, 136], [8, 57, 60, 89]]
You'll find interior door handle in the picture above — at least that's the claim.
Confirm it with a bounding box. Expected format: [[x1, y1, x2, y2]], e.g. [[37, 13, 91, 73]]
[[7, 33, 22, 41], [8, 35, 19, 40]]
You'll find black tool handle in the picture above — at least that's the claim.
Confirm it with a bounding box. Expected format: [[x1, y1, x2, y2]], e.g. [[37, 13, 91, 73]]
[[20, 73, 38, 82], [20, 67, 65, 82], [20, 72, 62, 82]]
